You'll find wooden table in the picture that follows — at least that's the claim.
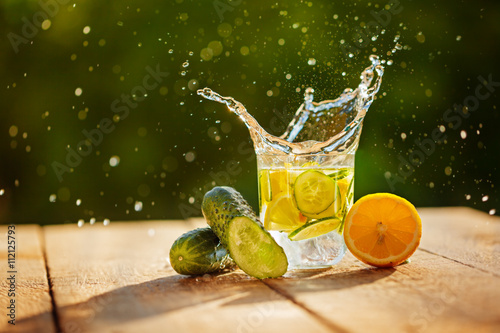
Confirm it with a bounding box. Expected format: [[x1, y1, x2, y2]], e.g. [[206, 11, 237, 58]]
[[1, 207, 499, 333]]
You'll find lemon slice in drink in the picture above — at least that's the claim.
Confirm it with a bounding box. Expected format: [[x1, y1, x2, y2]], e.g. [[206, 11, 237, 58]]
[[269, 169, 288, 197], [264, 193, 307, 232], [293, 170, 336, 215], [288, 217, 342, 241], [259, 170, 272, 202]]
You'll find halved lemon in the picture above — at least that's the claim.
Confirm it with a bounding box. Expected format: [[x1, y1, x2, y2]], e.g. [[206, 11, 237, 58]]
[[288, 217, 342, 241], [343, 193, 422, 267], [264, 193, 307, 232], [293, 170, 336, 215]]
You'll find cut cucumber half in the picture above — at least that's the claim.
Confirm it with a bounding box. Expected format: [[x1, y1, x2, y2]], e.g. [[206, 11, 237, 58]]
[[288, 217, 342, 241], [227, 216, 288, 279], [293, 170, 336, 215]]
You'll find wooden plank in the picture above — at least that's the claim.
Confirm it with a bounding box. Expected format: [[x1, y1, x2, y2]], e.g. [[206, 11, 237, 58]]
[[44, 220, 333, 333], [265, 250, 500, 332], [0, 225, 56, 333], [263, 207, 500, 332], [418, 207, 500, 276]]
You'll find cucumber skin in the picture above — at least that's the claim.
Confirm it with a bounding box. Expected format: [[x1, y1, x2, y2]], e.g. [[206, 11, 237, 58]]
[[202, 186, 259, 249], [169, 227, 234, 276]]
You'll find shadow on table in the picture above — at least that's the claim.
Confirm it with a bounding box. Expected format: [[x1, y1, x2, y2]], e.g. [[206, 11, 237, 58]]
[[17, 266, 395, 332], [262, 266, 396, 295]]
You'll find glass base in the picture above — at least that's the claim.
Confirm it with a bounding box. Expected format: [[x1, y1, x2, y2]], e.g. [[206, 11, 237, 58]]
[[270, 230, 347, 270]]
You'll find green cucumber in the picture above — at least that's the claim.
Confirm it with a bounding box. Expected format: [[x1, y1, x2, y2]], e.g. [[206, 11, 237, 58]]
[[169, 227, 234, 275], [202, 186, 288, 279]]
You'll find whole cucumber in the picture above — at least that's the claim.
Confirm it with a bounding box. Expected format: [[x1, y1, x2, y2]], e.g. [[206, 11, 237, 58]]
[[169, 227, 234, 275]]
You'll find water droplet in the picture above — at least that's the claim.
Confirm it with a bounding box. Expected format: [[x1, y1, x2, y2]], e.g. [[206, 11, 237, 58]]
[[83, 26, 91, 34], [77, 220, 84, 227], [387, 60, 393, 66], [182, 61, 189, 68], [168, 49, 174, 54], [185, 151, 196, 162], [188, 196, 195, 204], [307, 58, 316, 66], [0, 189, 4, 196], [90, 217, 96, 225], [465, 194, 471, 200], [109, 155, 120, 167], [75, 87, 83, 96], [134, 201, 143, 212], [41, 19, 51, 30], [49, 194, 57, 202], [416, 32, 426, 43], [76, 199, 82, 206], [489, 209, 496, 215], [460, 130, 467, 139], [9, 125, 18, 137], [456, 35, 462, 41], [103, 219, 110, 226], [482, 195, 489, 202]]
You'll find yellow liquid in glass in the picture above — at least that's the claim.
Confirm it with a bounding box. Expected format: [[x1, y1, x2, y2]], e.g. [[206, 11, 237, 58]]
[[258, 167, 354, 238]]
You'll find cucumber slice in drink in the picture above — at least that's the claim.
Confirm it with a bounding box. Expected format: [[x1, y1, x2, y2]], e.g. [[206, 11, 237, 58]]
[[293, 170, 336, 215], [328, 169, 350, 180], [288, 217, 342, 241]]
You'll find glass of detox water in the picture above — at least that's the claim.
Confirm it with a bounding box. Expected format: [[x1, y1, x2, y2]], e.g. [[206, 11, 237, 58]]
[[198, 55, 384, 269], [257, 153, 354, 268]]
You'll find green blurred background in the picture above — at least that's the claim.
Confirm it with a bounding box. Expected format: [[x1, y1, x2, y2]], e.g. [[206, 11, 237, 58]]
[[0, 0, 498, 225]]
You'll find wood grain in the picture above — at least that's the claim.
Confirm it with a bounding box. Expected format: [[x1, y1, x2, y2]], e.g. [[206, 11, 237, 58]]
[[418, 207, 500, 276], [0, 225, 56, 333], [39, 207, 500, 332], [262, 207, 500, 333], [44, 220, 332, 333], [265, 250, 500, 332]]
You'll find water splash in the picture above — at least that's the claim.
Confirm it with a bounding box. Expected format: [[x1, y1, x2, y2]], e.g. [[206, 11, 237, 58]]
[[197, 55, 384, 155]]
